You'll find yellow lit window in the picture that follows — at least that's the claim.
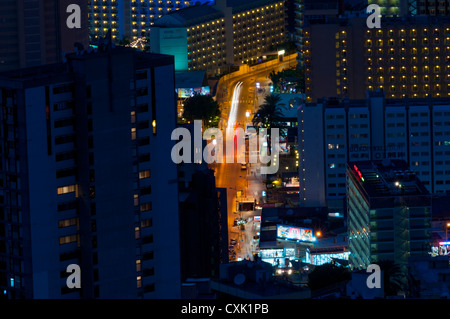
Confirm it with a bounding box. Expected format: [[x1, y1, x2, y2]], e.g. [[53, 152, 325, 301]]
[[59, 234, 79, 246], [57, 185, 77, 196], [139, 170, 150, 179]]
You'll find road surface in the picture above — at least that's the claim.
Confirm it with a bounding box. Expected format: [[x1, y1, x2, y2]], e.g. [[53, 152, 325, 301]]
[[212, 56, 297, 261]]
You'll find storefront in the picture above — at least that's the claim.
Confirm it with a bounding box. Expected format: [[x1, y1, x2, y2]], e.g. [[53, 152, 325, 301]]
[[430, 241, 450, 258], [259, 248, 296, 268]]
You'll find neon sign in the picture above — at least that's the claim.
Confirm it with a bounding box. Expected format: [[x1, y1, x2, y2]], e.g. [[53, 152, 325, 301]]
[[353, 165, 365, 182]]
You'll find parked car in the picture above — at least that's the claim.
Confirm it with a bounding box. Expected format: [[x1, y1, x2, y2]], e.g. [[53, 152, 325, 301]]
[[230, 238, 237, 245], [241, 163, 247, 170]]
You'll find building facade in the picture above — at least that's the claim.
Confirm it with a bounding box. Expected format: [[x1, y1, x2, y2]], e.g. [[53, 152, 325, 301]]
[[347, 160, 432, 270], [303, 15, 450, 103], [0, 47, 180, 298], [298, 92, 450, 209], [88, 0, 192, 41], [150, 0, 287, 75], [0, 0, 89, 72]]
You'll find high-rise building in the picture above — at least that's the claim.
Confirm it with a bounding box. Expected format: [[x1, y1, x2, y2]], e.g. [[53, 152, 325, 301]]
[[0, 0, 89, 72], [88, 0, 192, 42], [298, 92, 450, 210], [303, 15, 450, 103], [150, 0, 287, 74], [347, 159, 432, 270], [0, 46, 180, 298], [176, 124, 228, 282]]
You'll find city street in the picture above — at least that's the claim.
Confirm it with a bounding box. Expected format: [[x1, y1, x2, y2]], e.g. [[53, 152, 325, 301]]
[[212, 55, 297, 261]]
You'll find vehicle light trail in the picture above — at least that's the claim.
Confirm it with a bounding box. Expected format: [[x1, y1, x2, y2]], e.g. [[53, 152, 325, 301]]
[[226, 81, 243, 138]]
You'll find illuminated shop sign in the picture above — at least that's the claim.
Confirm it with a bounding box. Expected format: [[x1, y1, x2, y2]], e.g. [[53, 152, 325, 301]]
[[431, 241, 450, 257], [276, 225, 315, 242]]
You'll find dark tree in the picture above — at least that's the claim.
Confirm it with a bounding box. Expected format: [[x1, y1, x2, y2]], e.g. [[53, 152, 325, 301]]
[[182, 94, 221, 128], [252, 93, 286, 128], [377, 260, 410, 297], [307, 263, 352, 291]]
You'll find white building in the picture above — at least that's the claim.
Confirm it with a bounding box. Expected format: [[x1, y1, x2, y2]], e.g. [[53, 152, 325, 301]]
[[298, 91, 450, 209]]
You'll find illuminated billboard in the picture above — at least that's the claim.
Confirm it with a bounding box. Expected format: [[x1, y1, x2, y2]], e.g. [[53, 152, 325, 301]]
[[176, 86, 210, 98], [276, 225, 315, 243]]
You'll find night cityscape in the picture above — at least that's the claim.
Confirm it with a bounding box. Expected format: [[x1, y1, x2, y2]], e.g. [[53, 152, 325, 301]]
[[1, 0, 450, 310]]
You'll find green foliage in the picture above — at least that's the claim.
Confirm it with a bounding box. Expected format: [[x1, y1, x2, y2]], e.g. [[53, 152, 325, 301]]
[[252, 94, 286, 128], [377, 260, 410, 296], [182, 94, 221, 128], [269, 68, 305, 93]]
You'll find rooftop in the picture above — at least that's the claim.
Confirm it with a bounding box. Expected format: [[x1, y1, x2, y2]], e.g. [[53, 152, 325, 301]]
[[153, 4, 224, 27], [153, 0, 283, 27], [0, 47, 174, 87], [348, 159, 430, 200], [226, 0, 284, 14], [175, 70, 208, 88]]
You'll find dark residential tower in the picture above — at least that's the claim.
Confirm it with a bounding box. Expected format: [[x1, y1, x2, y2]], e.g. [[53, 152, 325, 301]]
[[0, 46, 180, 298], [0, 0, 89, 72]]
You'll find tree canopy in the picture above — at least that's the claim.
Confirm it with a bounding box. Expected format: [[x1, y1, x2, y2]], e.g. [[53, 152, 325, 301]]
[[307, 263, 352, 291], [252, 93, 286, 128], [182, 94, 221, 128]]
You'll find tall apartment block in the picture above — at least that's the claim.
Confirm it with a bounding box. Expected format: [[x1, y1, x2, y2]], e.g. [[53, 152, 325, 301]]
[[88, 0, 192, 41], [0, 47, 180, 298], [298, 92, 450, 210], [0, 0, 89, 72], [347, 160, 432, 270], [150, 0, 287, 75], [303, 15, 450, 103]]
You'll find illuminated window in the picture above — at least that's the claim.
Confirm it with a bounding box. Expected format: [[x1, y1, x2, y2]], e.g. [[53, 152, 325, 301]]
[[152, 120, 156, 135], [59, 234, 79, 245], [135, 227, 140, 239], [140, 202, 152, 212], [58, 217, 79, 229], [136, 260, 141, 272], [141, 219, 152, 228], [139, 170, 150, 179], [57, 185, 77, 195]]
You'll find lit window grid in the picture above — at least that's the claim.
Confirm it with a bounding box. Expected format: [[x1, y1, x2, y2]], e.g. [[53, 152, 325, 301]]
[[363, 26, 450, 98], [186, 19, 227, 73], [231, 1, 286, 64], [88, 0, 191, 39]]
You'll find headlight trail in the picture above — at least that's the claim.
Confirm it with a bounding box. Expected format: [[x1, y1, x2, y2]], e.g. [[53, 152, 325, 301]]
[[227, 81, 243, 138]]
